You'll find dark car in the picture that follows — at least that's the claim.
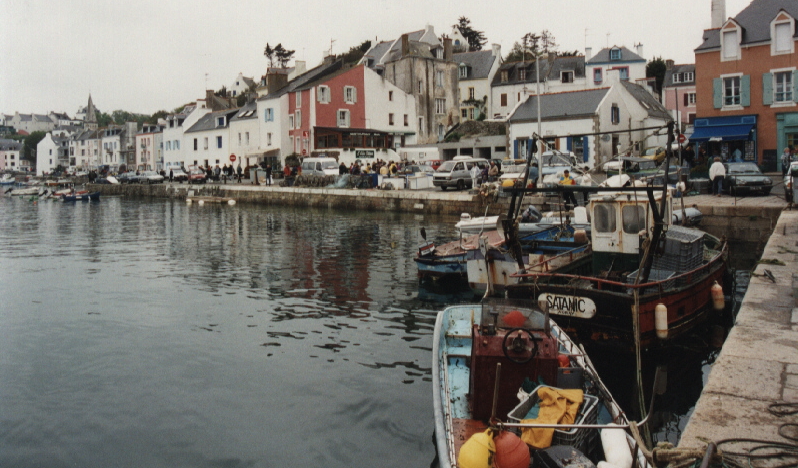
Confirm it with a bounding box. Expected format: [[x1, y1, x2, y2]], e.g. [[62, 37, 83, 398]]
[[603, 157, 659, 178], [116, 171, 140, 184], [644, 163, 691, 186], [188, 169, 207, 184], [723, 162, 772, 196]]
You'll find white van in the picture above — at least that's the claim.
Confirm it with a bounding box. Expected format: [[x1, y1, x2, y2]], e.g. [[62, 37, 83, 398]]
[[301, 157, 340, 176], [433, 157, 489, 190]]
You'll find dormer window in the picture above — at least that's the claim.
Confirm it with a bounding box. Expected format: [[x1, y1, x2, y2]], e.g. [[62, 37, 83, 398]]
[[501, 70, 508, 83], [561, 71, 574, 83], [459, 64, 468, 78], [610, 48, 621, 60], [519, 69, 526, 81], [217, 116, 225, 127], [593, 68, 603, 84], [721, 22, 741, 61], [772, 12, 795, 55], [434, 48, 443, 59]]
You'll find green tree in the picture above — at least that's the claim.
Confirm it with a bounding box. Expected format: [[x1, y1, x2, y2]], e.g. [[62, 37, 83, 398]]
[[22, 131, 46, 161], [646, 56, 668, 94], [97, 112, 113, 127], [454, 16, 487, 52], [264, 43, 277, 68], [504, 30, 561, 62], [146, 110, 168, 125], [340, 39, 372, 65], [275, 43, 295, 68]]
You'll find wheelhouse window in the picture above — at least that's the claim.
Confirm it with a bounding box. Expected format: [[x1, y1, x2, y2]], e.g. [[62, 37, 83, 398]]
[[594, 204, 617, 233], [622, 205, 646, 235]]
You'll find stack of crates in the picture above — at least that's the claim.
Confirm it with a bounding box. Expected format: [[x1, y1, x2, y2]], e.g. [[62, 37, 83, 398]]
[[652, 225, 705, 274], [626, 268, 676, 294]]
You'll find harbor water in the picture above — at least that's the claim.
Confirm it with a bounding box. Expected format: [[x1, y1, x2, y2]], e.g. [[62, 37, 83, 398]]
[[0, 196, 756, 467]]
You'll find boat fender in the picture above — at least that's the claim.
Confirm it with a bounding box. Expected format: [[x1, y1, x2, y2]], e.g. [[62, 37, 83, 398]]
[[574, 230, 589, 244], [460, 213, 472, 222], [600, 424, 633, 468], [494, 430, 529, 468], [557, 354, 570, 368], [655, 303, 668, 340], [711, 281, 725, 311], [503, 310, 526, 328], [198, 200, 205, 206], [458, 429, 495, 468]]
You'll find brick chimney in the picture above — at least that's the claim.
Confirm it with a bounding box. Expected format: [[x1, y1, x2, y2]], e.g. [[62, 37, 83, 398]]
[[443, 37, 453, 61], [401, 34, 410, 57], [266, 71, 288, 94], [665, 59, 675, 69]]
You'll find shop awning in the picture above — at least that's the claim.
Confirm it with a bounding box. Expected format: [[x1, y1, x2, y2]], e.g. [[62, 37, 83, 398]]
[[689, 124, 754, 142]]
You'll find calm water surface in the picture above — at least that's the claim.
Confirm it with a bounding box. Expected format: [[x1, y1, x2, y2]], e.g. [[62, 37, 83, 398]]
[[0, 195, 755, 467]]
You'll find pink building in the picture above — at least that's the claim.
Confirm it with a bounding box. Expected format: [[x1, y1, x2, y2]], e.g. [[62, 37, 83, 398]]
[[662, 63, 697, 133]]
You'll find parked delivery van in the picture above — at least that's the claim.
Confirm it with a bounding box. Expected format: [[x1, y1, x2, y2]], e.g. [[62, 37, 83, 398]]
[[301, 157, 340, 176]]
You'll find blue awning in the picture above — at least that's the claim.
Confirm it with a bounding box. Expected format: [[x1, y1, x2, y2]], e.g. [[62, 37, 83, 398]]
[[689, 124, 754, 142]]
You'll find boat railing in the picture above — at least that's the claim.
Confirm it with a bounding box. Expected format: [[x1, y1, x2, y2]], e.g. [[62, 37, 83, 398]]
[[512, 243, 726, 293]]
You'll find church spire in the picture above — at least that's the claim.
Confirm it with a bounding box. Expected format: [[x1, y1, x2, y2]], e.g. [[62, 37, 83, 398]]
[[85, 94, 97, 130]]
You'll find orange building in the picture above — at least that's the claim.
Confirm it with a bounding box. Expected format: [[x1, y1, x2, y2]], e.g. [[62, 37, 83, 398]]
[[693, 0, 797, 171]]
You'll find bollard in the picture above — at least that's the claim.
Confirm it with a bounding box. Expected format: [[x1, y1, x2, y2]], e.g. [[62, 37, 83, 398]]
[[793, 273, 798, 306]]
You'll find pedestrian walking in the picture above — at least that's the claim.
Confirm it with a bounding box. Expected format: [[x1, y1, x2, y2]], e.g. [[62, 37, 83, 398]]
[[709, 156, 726, 196], [169, 169, 173, 182], [236, 164, 242, 183], [265, 164, 272, 185], [782, 147, 792, 176]]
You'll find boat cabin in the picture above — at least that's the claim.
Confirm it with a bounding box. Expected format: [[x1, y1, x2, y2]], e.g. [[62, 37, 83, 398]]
[[588, 190, 672, 275]]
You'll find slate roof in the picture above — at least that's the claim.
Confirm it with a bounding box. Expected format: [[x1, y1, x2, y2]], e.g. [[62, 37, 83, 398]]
[[230, 101, 258, 121], [509, 88, 610, 122], [362, 29, 431, 69], [587, 46, 644, 64], [453, 50, 498, 80], [620, 81, 672, 121], [491, 60, 551, 86], [0, 139, 22, 150], [663, 64, 696, 87], [185, 108, 240, 133], [697, 0, 798, 51], [545, 55, 586, 80]]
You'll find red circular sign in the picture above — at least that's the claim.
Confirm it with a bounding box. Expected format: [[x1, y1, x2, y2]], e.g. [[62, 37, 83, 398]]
[[229, 154, 237, 162], [677, 134, 686, 144]]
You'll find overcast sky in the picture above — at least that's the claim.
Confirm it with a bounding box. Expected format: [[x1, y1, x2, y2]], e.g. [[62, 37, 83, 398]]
[[1, 0, 751, 117]]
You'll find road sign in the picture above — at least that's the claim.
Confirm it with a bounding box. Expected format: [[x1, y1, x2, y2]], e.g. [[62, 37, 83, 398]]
[[678, 134, 686, 144], [229, 154, 237, 162]]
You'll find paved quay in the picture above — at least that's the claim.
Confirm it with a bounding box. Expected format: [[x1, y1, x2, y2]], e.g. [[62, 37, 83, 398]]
[[678, 207, 798, 465]]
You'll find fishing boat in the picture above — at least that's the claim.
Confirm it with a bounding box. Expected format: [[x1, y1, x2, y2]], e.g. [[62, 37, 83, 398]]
[[6, 187, 42, 196], [500, 128, 726, 347], [60, 191, 100, 202], [433, 300, 654, 468], [414, 230, 504, 283], [0, 174, 15, 185]]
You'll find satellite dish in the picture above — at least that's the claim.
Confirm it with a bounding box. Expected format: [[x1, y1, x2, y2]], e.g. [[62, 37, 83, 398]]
[[601, 134, 611, 142]]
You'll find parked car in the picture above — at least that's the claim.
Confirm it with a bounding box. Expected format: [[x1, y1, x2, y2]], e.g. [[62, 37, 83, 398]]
[[397, 165, 435, 176], [603, 156, 659, 178], [642, 146, 667, 164], [300, 157, 340, 176], [138, 171, 164, 184], [420, 159, 442, 170], [723, 162, 772, 196], [188, 169, 207, 184], [168, 168, 189, 182], [643, 162, 691, 186], [116, 171, 139, 184], [433, 157, 489, 190]]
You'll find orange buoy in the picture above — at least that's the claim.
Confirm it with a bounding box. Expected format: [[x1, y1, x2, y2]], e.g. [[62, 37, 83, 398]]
[[494, 430, 530, 468], [711, 281, 725, 311], [557, 354, 570, 368], [458, 429, 495, 468], [502, 310, 526, 328]]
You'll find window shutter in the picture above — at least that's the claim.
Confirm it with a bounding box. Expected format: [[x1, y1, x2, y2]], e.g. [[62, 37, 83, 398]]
[[582, 136, 589, 163], [740, 75, 750, 107], [683, 93, 688, 107], [794, 70, 798, 100], [514, 140, 519, 159], [566, 137, 573, 152], [713, 78, 722, 109], [762, 73, 773, 105]]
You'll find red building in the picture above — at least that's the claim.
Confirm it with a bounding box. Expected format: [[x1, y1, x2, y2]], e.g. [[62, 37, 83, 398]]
[[693, 0, 797, 170]]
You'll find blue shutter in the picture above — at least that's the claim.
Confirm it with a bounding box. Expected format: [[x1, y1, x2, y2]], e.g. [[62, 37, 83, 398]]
[[762, 73, 773, 105], [566, 137, 573, 151], [583, 136, 589, 162], [793, 70, 798, 101], [713, 78, 722, 109], [740, 75, 750, 107], [514, 139, 519, 159]]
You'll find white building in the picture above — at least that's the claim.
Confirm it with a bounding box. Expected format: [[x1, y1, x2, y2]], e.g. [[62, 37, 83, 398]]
[[507, 70, 671, 168], [454, 44, 502, 121], [229, 101, 260, 167], [183, 108, 239, 170], [230, 72, 256, 98], [162, 100, 210, 172], [36, 133, 70, 175], [585, 45, 647, 88], [0, 139, 23, 171]]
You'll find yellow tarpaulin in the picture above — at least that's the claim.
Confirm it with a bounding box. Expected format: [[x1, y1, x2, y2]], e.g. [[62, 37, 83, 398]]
[[520, 387, 584, 448]]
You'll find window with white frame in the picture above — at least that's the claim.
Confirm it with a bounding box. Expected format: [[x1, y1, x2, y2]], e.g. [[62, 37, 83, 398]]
[[166, 141, 171, 150], [561, 71, 574, 83], [216, 136, 222, 148], [722, 29, 739, 60], [686, 92, 697, 105], [775, 71, 794, 102], [501, 71, 508, 83], [468, 87, 475, 100], [317, 86, 330, 104], [519, 69, 526, 81], [724, 76, 741, 105], [435, 98, 446, 114], [436, 70, 444, 87], [344, 86, 357, 103], [264, 108, 274, 121], [289, 114, 294, 129], [295, 110, 301, 128], [459, 65, 468, 78], [773, 18, 794, 54], [593, 68, 602, 84], [296, 92, 301, 107], [174, 140, 179, 149], [217, 116, 225, 127], [337, 110, 350, 128]]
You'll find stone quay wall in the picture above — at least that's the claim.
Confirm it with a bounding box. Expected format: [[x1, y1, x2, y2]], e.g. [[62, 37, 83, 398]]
[[89, 184, 785, 244]]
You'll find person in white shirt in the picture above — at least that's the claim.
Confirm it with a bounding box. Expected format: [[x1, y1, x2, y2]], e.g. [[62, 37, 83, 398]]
[[708, 157, 726, 196]]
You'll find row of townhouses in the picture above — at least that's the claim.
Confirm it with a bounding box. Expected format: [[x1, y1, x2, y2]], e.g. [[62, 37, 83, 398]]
[[21, 0, 798, 175]]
